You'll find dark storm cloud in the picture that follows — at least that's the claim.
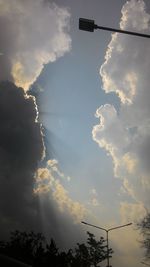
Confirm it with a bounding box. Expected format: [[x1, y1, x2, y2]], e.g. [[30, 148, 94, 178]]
[[0, 17, 14, 81], [0, 81, 44, 238], [0, 82, 84, 248]]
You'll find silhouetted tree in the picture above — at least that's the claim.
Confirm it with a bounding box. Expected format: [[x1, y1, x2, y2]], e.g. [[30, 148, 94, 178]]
[[57, 251, 70, 267], [71, 231, 113, 267], [0, 230, 113, 267], [33, 241, 45, 266], [87, 231, 113, 267], [138, 213, 150, 260], [0, 240, 6, 254], [0, 230, 45, 265], [74, 242, 90, 267], [44, 238, 59, 266]]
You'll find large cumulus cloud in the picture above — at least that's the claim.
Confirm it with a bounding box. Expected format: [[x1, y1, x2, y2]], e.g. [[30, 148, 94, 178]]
[[92, 2, 150, 266], [0, 0, 71, 90], [93, 0, 150, 220]]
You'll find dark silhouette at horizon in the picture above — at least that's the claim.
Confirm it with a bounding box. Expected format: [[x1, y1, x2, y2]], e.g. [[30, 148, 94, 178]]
[[0, 229, 113, 267]]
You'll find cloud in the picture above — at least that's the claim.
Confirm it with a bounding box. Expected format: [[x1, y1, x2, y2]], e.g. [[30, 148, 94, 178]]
[[88, 188, 102, 207], [92, 2, 150, 266], [0, 82, 84, 247], [110, 224, 144, 267], [110, 201, 147, 267], [91, 188, 97, 196], [100, 0, 150, 105], [34, 160, 86, 223], [0, 81, 44, 238], [90, 198, 99, 207], [92, 0, 150, 212], [0, 0, 71, 90], [120, 201, 147, 223], [0, 0, 86, 249]]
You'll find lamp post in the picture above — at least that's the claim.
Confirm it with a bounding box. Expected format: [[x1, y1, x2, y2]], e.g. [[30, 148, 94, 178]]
[[81, 221, 132, 267], [79, 18, 150, 38]]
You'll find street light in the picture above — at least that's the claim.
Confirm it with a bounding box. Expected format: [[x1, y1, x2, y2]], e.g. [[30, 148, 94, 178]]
[[79, 18, 150, 38], [81, 221, 132, 267]]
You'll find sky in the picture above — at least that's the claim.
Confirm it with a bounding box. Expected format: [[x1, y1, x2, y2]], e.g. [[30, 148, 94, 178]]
[[0, 0, 150, 267]]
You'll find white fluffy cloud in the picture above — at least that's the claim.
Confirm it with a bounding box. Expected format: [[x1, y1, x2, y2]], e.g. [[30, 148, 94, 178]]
[[93, 0, 150, 217], [0, 0, 71, 90]]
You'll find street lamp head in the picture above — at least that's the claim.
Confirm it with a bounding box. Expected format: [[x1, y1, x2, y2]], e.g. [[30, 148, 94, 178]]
[[79, 18, 97, 32], [79, 18, 150, 38]]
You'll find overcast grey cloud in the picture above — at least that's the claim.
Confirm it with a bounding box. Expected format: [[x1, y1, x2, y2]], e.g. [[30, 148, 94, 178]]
[[0, 76, 83, 249]]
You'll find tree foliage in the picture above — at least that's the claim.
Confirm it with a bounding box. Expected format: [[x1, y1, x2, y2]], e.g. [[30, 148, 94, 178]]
[[0, 230, 113, 266], [138, 213, 150, 260], [0, 230, 45, 265]]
